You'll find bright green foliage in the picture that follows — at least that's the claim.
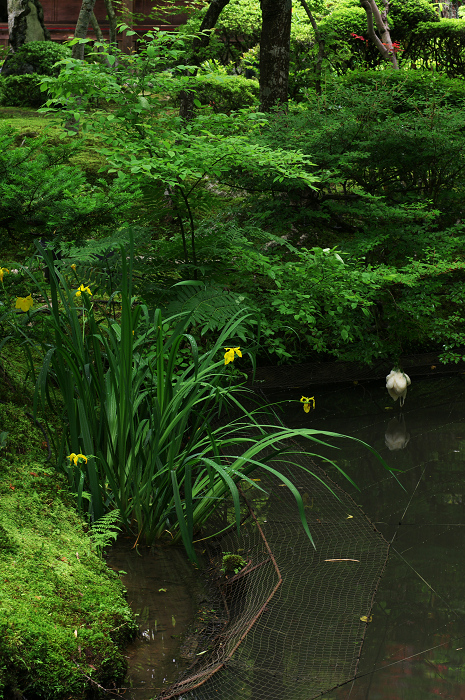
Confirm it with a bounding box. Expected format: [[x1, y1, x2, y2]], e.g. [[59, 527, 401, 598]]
[[340, 68, 465, 105], [220, 552, 247, 575], [388, 0, 439, 39], [177, 0, 319, 72], [177, 0, 262, 65], [313, 0, 439, 77], [189, 73, 259, 112], [41, 35, 318, 275]]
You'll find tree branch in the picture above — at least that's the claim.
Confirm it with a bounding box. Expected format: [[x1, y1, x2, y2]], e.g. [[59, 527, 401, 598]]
[[299, 0, 327, 94], [360, 0, 398, 69]]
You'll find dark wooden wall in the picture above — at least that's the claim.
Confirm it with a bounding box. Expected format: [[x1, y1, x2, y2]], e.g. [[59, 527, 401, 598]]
[[0, 1, 188, 49]]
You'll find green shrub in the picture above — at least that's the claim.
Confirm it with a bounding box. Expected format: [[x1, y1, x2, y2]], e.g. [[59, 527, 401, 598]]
[[193, 73, 258, 112], [388, 0, 439, 39], [2, 40, 71, 77], [0, 74, 47, 108], [406, 19, 465, 77], [340, 68, 465, 106]]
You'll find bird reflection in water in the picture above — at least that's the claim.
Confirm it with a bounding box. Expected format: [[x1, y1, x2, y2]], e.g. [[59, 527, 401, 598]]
[[385, 415, 410, 451]]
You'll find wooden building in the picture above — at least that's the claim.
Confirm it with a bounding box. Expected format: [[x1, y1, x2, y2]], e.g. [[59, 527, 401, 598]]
[[0, 1, 188, 50]]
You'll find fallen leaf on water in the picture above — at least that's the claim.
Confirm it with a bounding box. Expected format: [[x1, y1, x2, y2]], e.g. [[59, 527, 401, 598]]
[[172, 615, 176, 627], [360, 615, 372, 623], [159, 588, 167, 593]]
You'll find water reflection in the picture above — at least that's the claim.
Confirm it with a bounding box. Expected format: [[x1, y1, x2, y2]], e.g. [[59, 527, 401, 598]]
[[384, 415, 410, 451], [106, 543, 198, 700]]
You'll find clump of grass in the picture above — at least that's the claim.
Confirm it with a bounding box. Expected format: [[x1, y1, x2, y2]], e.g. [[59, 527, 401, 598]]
[[27, 238, 392, 564]]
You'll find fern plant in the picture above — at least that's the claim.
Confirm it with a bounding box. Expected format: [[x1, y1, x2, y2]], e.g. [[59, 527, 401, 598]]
[[89, 510, 122, 557], [166, 281, 250, 339]]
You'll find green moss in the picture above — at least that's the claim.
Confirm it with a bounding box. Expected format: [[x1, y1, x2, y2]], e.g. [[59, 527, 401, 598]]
[[0, 110, 110, 186], [0, 362, 137, 699]]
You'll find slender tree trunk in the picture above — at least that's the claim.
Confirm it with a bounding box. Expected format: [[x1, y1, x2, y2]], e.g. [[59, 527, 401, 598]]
[[360, 0, 399, 69], [103, 0, 117, 45], [259, 0, 292, 112], [90, 12, 104, 42], [299, 0, 326, 95], [7, 0, 50, 52], [90, 11, 112, 67], [179, 0, 231, 119], [72, 0, 98, 60]]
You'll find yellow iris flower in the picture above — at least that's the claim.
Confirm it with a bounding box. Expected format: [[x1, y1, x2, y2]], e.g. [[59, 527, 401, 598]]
[[67, 453, 88, 466], [71, 264, 77, 271], [0, 267, 9, 283], [76, 284, 92, 297], [15, 294, 33, 312], [300, 396, 315, 413], [224, 347, 242, 365]]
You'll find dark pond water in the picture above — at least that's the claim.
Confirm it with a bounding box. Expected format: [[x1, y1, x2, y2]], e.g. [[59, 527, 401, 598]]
[[108, 374, 465, 700], [106, 543, 199, 699], [277, 373, 465, 700]]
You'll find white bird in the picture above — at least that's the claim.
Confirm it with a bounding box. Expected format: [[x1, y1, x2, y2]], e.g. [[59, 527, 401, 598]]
[[386, 369, 411, 407]]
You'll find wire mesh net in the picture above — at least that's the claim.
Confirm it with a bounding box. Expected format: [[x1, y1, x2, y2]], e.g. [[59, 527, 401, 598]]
[[158, 445, 389, 700]]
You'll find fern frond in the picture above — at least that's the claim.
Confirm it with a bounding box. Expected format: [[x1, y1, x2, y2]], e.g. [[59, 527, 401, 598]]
[[167, 283, 251, 339], [89, 510, 122, 557]]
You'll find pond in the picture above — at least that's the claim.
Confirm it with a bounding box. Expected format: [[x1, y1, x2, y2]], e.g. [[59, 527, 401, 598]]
[[106, 543, 199, 700], [109, 374, 465, 700], [282, 373, 465, 700]]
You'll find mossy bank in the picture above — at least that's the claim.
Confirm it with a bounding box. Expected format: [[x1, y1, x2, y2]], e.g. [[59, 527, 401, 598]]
[[0, 364, 137, 699]]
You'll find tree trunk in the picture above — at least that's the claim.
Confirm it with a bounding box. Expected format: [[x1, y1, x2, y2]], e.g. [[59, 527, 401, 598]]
[[90, 12, 104, 43], [259, 0, 292, 112], [90, 10, 112, 67], [299, 0, 326, 95], [440, 1, 458, 18], [72, 0, 98, 60], [360, 0, 399, 69], [179, 0, 231, 120], [103, 0, 117, 45], [7, 0, 50, 53]]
